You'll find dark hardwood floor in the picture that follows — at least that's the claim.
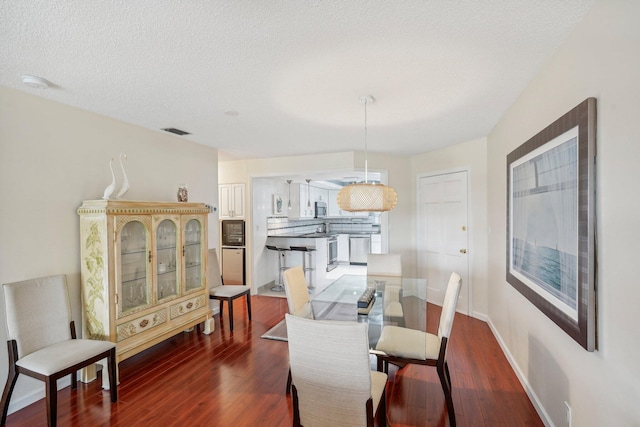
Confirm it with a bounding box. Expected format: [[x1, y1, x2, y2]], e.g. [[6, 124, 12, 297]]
[[5, 295, 543, 426]]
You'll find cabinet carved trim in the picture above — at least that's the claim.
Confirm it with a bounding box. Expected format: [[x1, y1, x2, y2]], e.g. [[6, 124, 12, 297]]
[[117, 309, 167, 341], [170, 295, 206, 319]]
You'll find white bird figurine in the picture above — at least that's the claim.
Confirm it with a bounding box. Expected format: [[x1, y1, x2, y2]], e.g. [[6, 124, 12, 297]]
[[115, 153, 129, 199], [102, 158, 116, 200]]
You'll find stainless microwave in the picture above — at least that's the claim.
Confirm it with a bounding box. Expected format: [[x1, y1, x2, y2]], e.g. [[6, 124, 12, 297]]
[[315, 202, 327, 218]]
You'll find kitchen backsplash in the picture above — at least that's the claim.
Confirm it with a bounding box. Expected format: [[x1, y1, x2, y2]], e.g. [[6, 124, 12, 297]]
[[267, 216, 380, 236]]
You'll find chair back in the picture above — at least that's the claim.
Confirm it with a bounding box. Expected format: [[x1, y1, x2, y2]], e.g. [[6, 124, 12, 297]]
[[207, 248, 223, 289], [437, 272, 462, 340], [285, 314, 373, 426], [2, 275, 73, 358], [282, 266, 313, 319], [367, 253, 402, 277]]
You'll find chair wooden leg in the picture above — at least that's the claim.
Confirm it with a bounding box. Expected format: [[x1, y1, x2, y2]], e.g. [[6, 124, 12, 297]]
[[291, 385, 301, 427], [227, 298, 234, 332], [378, 388, 387, 427], [246, 293, 252, 320], [437, 363, 456, 427], [45, 376, 57, 427], [70, 370, 77, 389], [1, 341, 19, 427], [108, 348, 118, 402]]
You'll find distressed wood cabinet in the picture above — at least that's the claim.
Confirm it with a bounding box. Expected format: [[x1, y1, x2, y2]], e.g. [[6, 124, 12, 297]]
[[78, 200, 213, 367]]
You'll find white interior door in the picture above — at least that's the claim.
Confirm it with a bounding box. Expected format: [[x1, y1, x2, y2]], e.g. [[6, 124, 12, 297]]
[[417, 171, 469, 314]]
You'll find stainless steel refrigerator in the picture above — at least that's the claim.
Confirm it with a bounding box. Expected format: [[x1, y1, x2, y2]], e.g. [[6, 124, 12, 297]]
[[222, 247, 245, 285]]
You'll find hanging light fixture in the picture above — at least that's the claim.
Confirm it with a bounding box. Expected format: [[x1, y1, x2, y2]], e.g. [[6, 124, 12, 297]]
[[306, 179, 311, 208], [337, 96, 398, 212], [287, 180, 292, 209]]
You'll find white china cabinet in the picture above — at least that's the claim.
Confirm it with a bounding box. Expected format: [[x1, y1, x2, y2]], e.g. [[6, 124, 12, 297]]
[[78, 200, 213, 366]]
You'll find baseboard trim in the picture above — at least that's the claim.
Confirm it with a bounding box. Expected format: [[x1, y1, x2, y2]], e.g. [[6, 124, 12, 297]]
[[486, 317, 554, 427]]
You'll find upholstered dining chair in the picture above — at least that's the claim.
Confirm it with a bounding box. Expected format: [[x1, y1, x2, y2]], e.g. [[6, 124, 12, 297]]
[[1, 274, 118, 427], [281, 265, 314, 394], [282, 266, 313, 320], [208, 248, 251, 332], [286, 314, 387, 427], [373, 272, 462, 427], [367, 253, 404, 326]]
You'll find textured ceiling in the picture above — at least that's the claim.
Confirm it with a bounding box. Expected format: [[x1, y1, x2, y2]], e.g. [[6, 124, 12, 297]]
[[1, 0, 594, 161]]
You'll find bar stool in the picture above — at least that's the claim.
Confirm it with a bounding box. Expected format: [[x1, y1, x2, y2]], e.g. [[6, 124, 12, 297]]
[[289, 246, 317, 293], [266, 245, 289, 292]]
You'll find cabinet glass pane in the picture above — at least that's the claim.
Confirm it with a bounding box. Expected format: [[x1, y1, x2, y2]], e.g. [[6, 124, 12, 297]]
[[184, 219, 202, 291], [120, 221, 149, 312], [156, 219, 178, 300]]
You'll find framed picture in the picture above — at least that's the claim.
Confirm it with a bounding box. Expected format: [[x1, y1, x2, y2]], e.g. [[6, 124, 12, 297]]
[[272, 194, 284, 215], [506, 98, 597, 351]]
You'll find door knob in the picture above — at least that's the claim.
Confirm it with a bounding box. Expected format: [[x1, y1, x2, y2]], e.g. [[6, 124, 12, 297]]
[[460, 249, 467, 254]]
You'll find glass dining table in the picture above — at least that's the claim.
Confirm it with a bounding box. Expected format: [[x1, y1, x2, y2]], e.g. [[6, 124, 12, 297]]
[[310, 274, 428, 349]]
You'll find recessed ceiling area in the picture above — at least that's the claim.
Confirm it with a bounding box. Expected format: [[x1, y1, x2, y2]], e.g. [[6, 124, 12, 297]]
[[1, 1, 594, 161]]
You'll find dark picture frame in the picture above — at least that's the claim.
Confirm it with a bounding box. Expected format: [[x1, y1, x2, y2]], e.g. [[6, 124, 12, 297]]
[[507, 98, 597, 351]]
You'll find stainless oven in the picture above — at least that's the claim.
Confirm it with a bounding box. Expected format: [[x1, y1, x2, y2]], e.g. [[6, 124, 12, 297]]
[[326, 236, 338, 271]]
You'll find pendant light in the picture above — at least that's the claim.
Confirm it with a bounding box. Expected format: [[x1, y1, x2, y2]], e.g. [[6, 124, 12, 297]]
[[287, 180, 292, 209], [337, 96, 398, 212], [306, 179, 311, 208]]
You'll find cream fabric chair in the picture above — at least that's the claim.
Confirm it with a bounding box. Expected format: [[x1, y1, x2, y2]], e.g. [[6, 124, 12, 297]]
[[1, 274, 117, 427], [282, 266, 313, 319], [374, 272, 462, 427], [367, 253, 404, 325], [286, 314, 387, 427], [208, 249, 251, 332]]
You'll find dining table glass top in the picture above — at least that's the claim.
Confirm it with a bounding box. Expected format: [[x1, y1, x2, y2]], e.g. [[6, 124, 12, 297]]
[[310, 274, 428, 349]]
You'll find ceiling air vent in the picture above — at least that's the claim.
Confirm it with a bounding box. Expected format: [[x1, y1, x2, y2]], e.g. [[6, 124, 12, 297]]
[[162, 127, 191, 136]]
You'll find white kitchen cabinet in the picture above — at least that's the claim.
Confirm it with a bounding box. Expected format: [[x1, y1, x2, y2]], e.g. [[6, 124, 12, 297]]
[[337, 234, 350, 262], [288, 183, 314, 219], [327, 189, 340, 217], [77, 200, 213, 367], [219, 183, 245, 218], [371, 234, 382, 254]]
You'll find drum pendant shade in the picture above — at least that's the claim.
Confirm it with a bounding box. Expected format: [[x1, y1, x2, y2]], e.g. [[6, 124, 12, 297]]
[[337, 96, 398, 212]]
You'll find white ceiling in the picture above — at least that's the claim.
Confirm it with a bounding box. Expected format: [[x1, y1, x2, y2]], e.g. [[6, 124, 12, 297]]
[[1, 1, 594, 161]]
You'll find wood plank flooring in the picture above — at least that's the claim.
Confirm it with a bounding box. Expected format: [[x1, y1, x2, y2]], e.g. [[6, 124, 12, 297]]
[[5, 295, 543, 426]]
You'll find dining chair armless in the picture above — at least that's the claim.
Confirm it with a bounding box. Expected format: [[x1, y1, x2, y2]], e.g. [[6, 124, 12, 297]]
[[282, 266, 313, 320], [367, 253, 404, 325], [374, 272, 461, 427], [1, 274, 117, 427], [286, 314, 387, 427], [208, 248, 251, 332]]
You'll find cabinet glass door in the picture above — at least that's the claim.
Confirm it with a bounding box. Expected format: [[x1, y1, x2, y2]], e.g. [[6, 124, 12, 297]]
[[155, 219, 179, 300], [183, 218, 203, 292], [119, 220, 150, 315]]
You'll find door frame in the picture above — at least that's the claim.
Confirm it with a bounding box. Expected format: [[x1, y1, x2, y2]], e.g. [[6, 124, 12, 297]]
[[416, 167, 472, 316]]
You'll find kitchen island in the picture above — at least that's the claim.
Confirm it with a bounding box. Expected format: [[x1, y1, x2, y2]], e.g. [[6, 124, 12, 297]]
[[266, 234, 333, 289]]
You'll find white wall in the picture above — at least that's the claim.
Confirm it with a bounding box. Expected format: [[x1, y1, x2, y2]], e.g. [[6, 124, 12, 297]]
[[0, 86, 219, 413], [486, 0, 640, 425], [411, 137, 489, 318]]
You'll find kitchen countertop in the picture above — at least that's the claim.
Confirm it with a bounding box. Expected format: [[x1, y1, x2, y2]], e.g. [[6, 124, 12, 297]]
[[267, 231, 380, 238], [267, 232, 339, 238]]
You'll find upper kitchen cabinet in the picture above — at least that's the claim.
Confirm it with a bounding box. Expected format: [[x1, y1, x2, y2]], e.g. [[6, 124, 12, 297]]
[[219, 183, 245, 219], [288, 183, 314, 219], [327, 189, 340, 217], [310, 185, 329, 204]]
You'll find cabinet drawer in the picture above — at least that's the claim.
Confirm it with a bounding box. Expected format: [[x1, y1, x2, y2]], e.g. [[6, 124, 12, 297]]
[[170, 294, 207, 319], [117, 308, 167, 341]]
